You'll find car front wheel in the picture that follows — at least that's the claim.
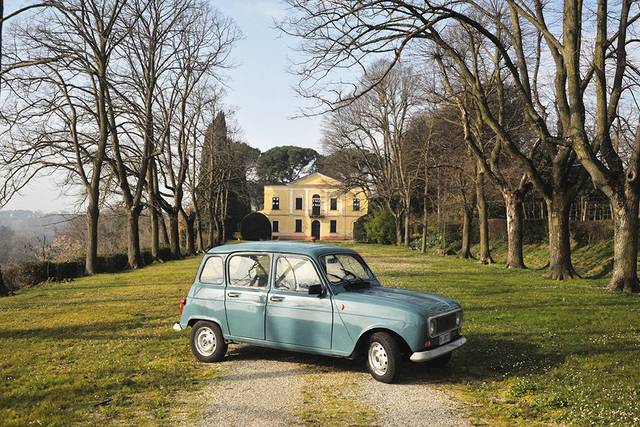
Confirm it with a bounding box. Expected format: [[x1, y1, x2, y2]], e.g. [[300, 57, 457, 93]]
[[366, 332, 401, 383], [190, 320, 227, 363]]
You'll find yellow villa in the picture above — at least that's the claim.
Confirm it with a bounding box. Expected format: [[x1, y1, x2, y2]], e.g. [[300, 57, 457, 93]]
[[260, 172, 368, 241]]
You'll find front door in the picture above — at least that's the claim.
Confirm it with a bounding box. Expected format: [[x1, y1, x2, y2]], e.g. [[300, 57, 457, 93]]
[[224, 253, 271, 340], [266, 255, 332, 349], [311, 220, 320, 240]]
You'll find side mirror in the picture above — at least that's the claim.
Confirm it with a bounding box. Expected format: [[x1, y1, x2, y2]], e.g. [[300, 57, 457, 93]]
[[308, 284, 323, 296]]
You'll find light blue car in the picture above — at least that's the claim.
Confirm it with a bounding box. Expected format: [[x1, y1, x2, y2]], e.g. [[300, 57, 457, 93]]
[[173, 242, 466, 383]]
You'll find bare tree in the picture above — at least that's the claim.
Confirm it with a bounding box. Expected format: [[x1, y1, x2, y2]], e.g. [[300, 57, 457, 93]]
[[154, 2, 239, 257], [0, 1, 59, 81], [1, 0, 127, 275], [323, 61, 421, 245], [281, 0, 587, 278], [103, 0, 193, 268]]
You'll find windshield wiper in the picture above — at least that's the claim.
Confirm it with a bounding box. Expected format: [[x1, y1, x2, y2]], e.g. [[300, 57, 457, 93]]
[[341, 278, 371, 290]]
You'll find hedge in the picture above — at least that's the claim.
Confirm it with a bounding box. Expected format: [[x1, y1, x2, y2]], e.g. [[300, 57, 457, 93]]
[[1, 248, 173, 292]]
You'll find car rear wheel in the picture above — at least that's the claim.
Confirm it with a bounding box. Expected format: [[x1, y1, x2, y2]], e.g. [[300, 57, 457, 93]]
[[190, 320, 227, 363], [366, 332, 401, 383]]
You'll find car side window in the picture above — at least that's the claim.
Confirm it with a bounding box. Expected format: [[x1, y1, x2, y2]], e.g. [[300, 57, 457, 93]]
[[275, 256, 321, 292], [228, 254, 270, 288], [200, 256, 224, 285]]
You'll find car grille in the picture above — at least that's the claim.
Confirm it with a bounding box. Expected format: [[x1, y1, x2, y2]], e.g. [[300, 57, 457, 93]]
[[433, 311, 458, 335]]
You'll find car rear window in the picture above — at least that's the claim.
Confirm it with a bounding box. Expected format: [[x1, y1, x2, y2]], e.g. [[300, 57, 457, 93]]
[[228, 254, 270, 288], [200, 256, 224, 285]]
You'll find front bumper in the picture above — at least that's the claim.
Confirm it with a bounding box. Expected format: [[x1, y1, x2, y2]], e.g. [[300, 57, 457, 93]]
[[172, 322, 183, 331], [409, 337, 466, 362]]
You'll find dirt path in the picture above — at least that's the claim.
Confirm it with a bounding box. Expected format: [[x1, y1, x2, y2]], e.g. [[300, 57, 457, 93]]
[[185, 344, 470, 427]]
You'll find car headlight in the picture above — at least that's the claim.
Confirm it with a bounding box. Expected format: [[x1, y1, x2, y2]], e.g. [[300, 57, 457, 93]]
[[428, 319, 436, 336], [455, 311, 462, 327]]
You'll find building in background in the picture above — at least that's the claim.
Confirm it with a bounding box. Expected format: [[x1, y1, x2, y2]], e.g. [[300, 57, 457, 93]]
[[260, 173, 368, 240]]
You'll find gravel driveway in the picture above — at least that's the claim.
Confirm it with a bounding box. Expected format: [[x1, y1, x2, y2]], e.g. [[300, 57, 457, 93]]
[[183, 344, 470, 427]]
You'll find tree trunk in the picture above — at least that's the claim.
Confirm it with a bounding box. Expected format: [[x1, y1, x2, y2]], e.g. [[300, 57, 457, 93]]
[[0, 266, 9, 297], [127, 207, 143, 269], [147, 162, 160, 261], [421, 193, 428, 253], [160, 215, 170, 247], [85, 200, 99, 275], [395, 216, 402, 246], [184, 213, 196, 256], [545, 194, 578, 279], [403, 192, 411, 247], [403, 212, 410, 247], [460, 206, 473, 259], [608, 192, 640, 293], [476, 164, 494, 264], [168, 210, 181, 259], [504, 191, 526, 269], [193, 197, 204, 252], [149, 204, 160, 261]]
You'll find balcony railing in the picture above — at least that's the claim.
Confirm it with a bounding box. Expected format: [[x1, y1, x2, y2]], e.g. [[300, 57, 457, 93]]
[[308, 209, 325, 218]]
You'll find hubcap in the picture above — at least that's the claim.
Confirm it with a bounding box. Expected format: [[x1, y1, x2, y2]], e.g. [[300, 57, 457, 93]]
[[368, 341, 388, 376], [195, 327, 216, 356]]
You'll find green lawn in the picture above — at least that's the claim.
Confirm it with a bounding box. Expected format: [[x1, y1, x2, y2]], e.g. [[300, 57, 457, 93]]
[[1, 243, 639, 426]]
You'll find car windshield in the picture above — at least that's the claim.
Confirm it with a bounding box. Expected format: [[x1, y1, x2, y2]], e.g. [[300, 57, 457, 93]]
[[322, 253, 374, 285]]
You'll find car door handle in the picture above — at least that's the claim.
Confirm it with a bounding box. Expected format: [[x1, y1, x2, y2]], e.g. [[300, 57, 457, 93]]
[[269, 296, 285, 302], [227, 291, 241, 298]]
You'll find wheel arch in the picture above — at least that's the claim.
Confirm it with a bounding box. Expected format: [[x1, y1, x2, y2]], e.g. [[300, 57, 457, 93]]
[[351, 327, 412, 359], [187, 316, 225, 334]]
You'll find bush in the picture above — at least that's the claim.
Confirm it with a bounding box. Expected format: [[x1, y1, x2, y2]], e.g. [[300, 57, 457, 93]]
[[0, 267, 8, 296], [1, 248, 175, 293], [523, 220, 548, 244], [353, 214, 370, 242], [572, 220, 614, 245], [362, 209, 397, 244]]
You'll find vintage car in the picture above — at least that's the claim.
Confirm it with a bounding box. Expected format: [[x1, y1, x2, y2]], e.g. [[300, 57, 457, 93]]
[[173, 242, 466, 383]]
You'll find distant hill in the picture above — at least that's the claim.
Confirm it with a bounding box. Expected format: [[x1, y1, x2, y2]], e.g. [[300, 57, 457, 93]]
[[0, 210, 79, 239]]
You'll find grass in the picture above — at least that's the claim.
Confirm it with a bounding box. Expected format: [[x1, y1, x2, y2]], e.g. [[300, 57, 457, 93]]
[[0, 256, 212, 426], [1, 241, 639, 426], [339, 242, 640, 426]]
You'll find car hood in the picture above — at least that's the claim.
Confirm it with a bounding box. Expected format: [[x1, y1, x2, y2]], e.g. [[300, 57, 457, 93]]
[[335, 286, 459, 315]]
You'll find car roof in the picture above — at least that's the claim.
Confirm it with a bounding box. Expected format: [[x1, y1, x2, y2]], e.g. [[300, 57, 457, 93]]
[[206, 241, 358, 258]]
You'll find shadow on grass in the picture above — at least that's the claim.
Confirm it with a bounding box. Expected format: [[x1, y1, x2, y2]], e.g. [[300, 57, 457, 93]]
[[586, 259, 613, 279], [217, 333, 566, 386], [0, 318, 161, 340]]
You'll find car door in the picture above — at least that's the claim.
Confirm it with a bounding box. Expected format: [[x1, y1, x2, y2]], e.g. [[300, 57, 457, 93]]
[[224, 252, 271, 340], [190, 255, 228, 332], [266, 255, 333, 349]]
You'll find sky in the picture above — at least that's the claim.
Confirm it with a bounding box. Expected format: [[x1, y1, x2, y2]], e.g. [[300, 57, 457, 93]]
[[2, 0, 322, 213]]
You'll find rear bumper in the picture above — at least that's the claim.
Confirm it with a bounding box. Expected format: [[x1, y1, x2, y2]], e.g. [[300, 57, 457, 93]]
[[172, 322, 183, 332], [409, 337, 466, 362]]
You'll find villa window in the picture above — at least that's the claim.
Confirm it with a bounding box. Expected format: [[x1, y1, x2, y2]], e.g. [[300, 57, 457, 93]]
[[272, 196, 280, 210], [312, 194, 321, 216], [352, 197, 360, 211], [272, 220, 279, 233], [330, 198, 337, 210], [295, 219, 302, 233], [295, 197, 303, 210], [330, 220, 337, 233]]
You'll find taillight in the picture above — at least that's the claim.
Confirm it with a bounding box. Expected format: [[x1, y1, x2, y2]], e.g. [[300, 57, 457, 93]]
[[179, 298, 187, 315]]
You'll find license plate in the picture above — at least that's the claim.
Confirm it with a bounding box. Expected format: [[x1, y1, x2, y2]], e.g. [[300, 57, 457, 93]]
[[439, 332, 451, 345]]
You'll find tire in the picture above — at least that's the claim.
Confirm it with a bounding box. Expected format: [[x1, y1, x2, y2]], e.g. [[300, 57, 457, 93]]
[[427, 352, 452, 368], [366, 332, 401, 383], [190, 320, 227, 363]]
